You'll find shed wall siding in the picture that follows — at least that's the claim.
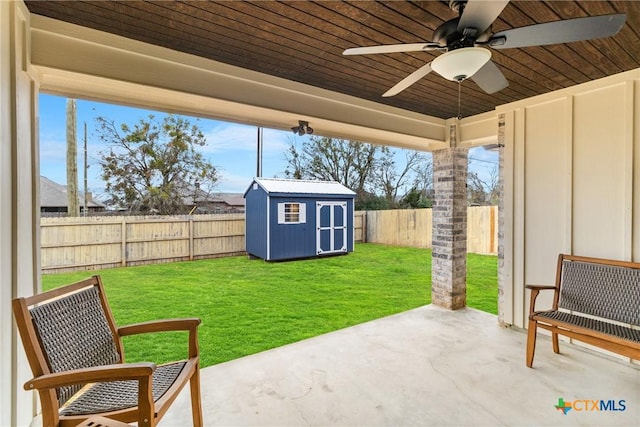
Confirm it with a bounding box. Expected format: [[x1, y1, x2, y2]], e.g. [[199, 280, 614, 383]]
[[268, 197, 317, 260], [245, 186, 268, 259]]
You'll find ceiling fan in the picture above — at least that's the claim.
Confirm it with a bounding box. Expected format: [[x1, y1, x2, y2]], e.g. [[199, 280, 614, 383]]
[[343, 0, 626, 97]]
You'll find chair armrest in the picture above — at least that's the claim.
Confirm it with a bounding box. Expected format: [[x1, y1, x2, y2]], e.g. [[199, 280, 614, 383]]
[[26, 362, 157, 424], [24, 362, 156, 391], [526, 285, 557, 316], [118, 318, 201, 336], [118, 318, 201, 359]]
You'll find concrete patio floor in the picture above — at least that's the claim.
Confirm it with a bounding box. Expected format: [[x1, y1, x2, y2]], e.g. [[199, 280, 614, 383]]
[[159, 304, 638, 426]]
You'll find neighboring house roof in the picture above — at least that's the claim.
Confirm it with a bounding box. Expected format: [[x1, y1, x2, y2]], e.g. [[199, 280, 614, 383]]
[[175, 176, 244, 208], [245, 178, 356, 197], [40, 176, 105, 208], [210, 193, 245, 207], [183, 190, 245, 208]]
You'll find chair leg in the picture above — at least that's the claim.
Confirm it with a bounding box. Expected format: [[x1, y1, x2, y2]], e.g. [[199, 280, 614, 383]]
[[526, 319, 537, 368], [40, 393, 60, 427], [190, 369, 203, 427], [552, 332, 560, 354]]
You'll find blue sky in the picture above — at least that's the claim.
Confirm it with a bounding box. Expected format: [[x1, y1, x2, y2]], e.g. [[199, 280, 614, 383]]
[[39, 93, 497, 200]]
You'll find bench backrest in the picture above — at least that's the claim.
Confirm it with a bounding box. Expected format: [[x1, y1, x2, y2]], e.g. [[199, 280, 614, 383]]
[[559, 258, 640, 326], [20, 278, 121, 406]]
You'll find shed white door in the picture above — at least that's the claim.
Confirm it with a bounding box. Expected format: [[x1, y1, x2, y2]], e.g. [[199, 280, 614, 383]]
[[316, 201, 347, 255]]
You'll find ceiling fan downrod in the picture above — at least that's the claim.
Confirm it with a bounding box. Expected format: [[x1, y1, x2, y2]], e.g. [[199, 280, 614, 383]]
[[449, 0, 466, 16], [457, 81, 462, 120]]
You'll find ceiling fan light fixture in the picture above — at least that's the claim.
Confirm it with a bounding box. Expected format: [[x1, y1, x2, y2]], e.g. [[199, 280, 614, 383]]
[[431, 47, 491, 82]]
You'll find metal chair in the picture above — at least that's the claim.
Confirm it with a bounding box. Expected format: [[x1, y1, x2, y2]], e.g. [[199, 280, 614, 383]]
[[12, 275, 203, 427]]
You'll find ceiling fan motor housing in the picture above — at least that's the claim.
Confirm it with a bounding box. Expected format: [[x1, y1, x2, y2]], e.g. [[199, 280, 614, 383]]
[[433, 19, 465, 47], [433, 18, 490, 51]]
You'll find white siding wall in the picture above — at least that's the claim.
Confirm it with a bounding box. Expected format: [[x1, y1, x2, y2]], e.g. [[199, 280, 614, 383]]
[[1, 2, 40, 425], [499, 70, 640, 329]]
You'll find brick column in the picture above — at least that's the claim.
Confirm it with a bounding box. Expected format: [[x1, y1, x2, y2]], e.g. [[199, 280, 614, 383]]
[[431, 135, 468, 310]]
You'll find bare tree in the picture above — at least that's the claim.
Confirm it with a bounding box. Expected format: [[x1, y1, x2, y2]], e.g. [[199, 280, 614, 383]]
[[284, 136, 380, 198], [485, 166, 500, 205], [404, 156, 434, 207], [284, 136, 432, 210], [283, 138, 304, 179], [375, 148, 426, 208], [467, 165, 499, 206]]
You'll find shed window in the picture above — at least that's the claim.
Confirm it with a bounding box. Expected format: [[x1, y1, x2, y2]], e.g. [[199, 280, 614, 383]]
[[277, 202, 306, 224]]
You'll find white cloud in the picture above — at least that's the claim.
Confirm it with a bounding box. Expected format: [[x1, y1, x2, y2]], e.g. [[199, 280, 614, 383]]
[[262, 128, 294, 152], [201, 123, 292, 154], [215, 171, 254, 193]]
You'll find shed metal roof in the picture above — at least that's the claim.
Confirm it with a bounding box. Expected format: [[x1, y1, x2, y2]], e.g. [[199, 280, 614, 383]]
[[245, 178, 356, 197]]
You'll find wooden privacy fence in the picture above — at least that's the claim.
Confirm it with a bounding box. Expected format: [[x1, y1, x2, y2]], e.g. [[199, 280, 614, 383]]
[[42, 215, 244, 274], [362, 206, 497, 255], [41, 207, 495, 274], [41, 214, 366, 274]]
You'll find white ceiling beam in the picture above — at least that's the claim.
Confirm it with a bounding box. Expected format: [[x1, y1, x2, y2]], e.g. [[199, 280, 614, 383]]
[[31, 15, 451, 151]]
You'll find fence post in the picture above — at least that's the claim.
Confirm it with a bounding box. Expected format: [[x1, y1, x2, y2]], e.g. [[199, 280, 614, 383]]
[[189, 217, 194, 261], [362, 211, 367, 243], [121, 217, 127, 267]]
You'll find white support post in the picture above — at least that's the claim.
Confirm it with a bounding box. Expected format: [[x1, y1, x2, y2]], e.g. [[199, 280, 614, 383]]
[[1, 2, 41, 425]]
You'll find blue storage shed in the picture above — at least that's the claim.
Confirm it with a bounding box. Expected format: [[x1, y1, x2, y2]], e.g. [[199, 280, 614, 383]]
[[244, 178, 356, 261]]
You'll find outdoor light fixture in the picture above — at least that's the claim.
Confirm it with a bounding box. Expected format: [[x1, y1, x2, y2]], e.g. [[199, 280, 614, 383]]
[[430, 47, 491, 82], [291, 120, 313, 136]]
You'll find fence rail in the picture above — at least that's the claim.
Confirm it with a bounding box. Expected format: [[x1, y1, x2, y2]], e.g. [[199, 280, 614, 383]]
[[41, 206, 496, 274]]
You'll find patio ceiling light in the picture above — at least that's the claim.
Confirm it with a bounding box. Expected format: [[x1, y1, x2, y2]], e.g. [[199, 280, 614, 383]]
[[291, 120, 313, 136]]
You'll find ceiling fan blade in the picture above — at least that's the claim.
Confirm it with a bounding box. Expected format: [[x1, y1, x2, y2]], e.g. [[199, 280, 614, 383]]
[[471, 60, 508, 94], [382, 63, 433, 97], [457, 0, 509, 35], [489, 14, 626, 49], [343, 43, 439, 55]]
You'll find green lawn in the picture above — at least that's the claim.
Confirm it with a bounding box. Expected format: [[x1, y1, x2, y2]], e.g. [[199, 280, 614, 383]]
[[42, 243, 497, 368]]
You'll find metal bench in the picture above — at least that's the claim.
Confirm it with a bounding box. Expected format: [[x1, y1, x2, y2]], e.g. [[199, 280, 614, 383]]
[[12, 275, 203, 427], [526, 254, 640, 367]]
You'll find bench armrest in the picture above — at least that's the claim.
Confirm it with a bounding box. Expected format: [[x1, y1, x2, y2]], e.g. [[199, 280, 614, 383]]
[[524, 285, 556, 290], [24, 362, 156, 391], [526, 285, 557, 316], [118, 318, 201, 358]]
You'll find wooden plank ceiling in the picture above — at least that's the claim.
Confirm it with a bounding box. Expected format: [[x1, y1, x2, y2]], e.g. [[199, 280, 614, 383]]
[[25, 1, 640, 119]]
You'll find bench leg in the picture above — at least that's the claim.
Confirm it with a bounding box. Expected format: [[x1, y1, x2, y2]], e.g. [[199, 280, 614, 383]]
[[526, 319, 537, 368], [552, 332, 560, 354]]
